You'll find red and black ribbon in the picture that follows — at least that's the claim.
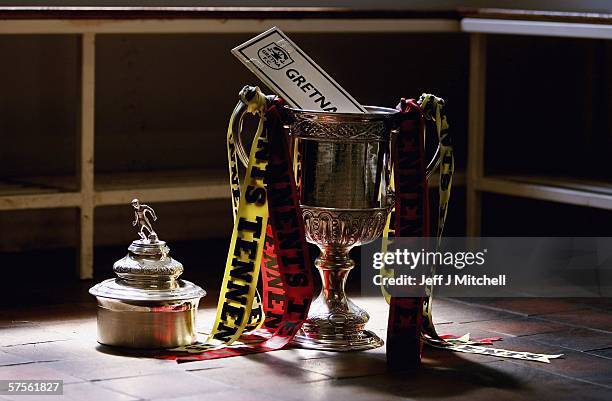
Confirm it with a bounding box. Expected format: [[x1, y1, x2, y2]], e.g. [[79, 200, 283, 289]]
[[386, 99, 429, 369]]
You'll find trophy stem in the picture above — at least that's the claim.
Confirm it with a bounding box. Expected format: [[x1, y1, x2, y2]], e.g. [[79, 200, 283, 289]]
[[316, 246, 353, 308], [293, 245, 384, 351]]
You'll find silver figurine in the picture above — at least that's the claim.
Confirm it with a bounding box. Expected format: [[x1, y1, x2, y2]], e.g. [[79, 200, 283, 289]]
[[132, 198, 158, 241]]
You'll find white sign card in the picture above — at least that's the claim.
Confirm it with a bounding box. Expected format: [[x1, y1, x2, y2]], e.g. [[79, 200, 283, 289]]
[[232, 27, 366, 113]]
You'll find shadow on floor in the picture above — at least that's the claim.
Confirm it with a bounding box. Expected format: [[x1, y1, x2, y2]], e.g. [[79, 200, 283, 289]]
[[95, 342, 522, 399]]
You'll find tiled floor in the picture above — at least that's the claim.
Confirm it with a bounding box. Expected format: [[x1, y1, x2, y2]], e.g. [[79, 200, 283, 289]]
[[1, 294, 611, 401], [1, 242, 611, 400]]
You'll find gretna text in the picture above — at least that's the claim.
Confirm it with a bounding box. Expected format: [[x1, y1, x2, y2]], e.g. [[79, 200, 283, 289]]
[[285, 68, 338, 112]]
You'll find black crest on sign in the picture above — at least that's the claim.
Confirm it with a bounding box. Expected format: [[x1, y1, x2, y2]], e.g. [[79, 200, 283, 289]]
[[257, 42, 294, 70]]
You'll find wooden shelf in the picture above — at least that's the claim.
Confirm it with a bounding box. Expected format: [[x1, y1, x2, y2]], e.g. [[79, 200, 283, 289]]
[[462, 17, 612, 40], [0, 7, 459, 35], [0, 176, 79, 211], [463, 14, 612, 234], [0, 192, 81, 211], [0, 6, 459, 20], [0, 169, 230, 211], [95, 169, 228, 206], [476, 175, 612, 210], [460, 8, 612, 25]]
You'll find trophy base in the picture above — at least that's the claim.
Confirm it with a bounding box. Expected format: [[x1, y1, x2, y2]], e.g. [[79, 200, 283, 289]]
[[293, 329, 384, 352]]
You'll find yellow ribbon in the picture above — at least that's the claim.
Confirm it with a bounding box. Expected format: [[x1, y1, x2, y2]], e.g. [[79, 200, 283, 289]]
[[209, 86, 269, 344]]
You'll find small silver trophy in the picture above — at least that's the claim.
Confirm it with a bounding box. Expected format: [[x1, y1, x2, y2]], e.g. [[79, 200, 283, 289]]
[[89, 199, 206, 349], [231, 87, 438, 351]]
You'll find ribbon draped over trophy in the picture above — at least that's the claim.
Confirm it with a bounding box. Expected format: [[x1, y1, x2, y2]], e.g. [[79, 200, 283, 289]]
[[167, 88, 315, 360], [163, 85, 444, 367], [166, 86, 561, 367]]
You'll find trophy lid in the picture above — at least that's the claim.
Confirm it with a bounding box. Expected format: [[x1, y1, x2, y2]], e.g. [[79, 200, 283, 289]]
[[89, 199, 206, 302]]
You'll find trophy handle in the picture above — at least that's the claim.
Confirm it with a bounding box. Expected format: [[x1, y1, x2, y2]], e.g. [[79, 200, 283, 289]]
[[230, 99, 251, 167], [385, 119, 441, 209], [230, 85, 277, 167], [426, 143, 441, 180]]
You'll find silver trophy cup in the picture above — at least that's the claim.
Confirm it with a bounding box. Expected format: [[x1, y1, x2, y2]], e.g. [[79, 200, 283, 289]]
[[232, 87, 438, 351]]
